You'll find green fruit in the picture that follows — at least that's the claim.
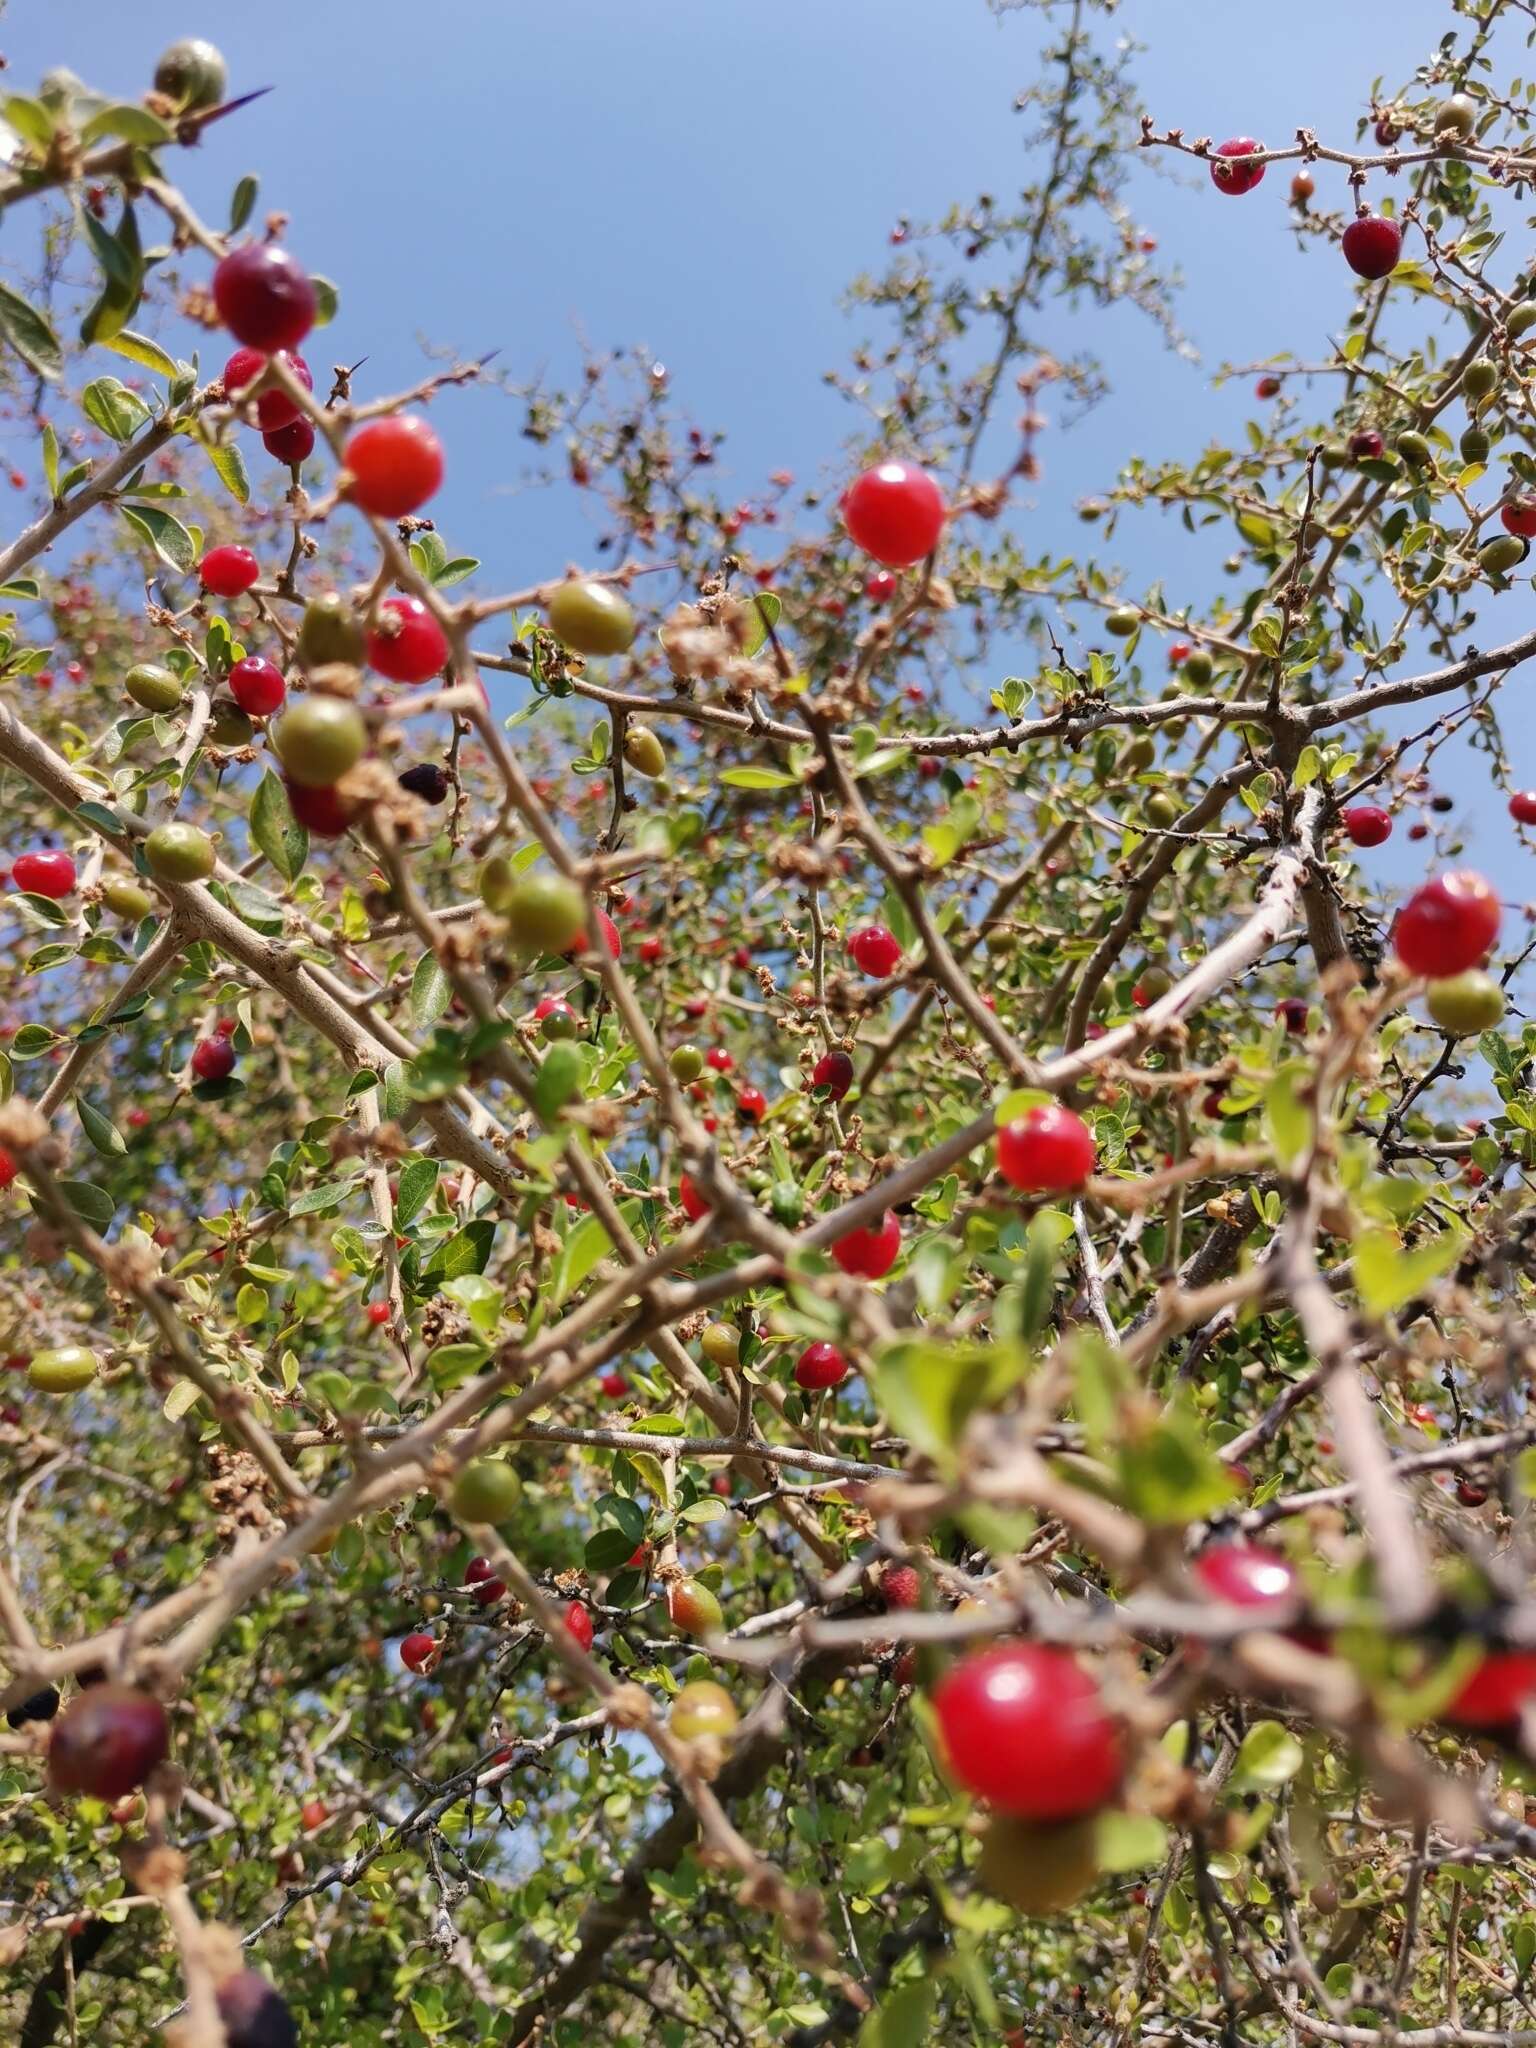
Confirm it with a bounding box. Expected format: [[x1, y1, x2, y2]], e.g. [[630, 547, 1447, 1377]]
[[1318, 442, 1351, 470], [538, 1003, 577, 1043], [1396, 430, 1433, 466], [503, 873, 587, 956], [670, 1044, 705, 1084], [1427, 970, 1506, 1035], [670, 1680, 739, 1742], [547, 580, 636, 657], [451, 1459, 521, 1524], [144, 823, 215, 882], [101, 875, 153, 921], [623, 726, 666, 779], [1460, 426, 1491, 466], [1479, 533, 1528, 576], [1105, 606, 1139, 637], [1136, 963, 1174, 1002], [1463, 358, 1499, 400], [1142, 792, 1180, 830], [667, 1576, 723, 1636], [1434, 93, 1477, 138], [479, 856, 516, 913], [1118, 735, 1155, 775], [28, 1345, 100, 1394], [1182, 649, 1214, 687], [125, 663, 184, 713], [1509, 301, 1536, 340], [153, 36, 227, 110], [296, 593, 366, 670], [208, 699, 255, 748], [769, 1179, 805, 1227], [533, 1040, 585, 1119], [273, 697, 367, 788], [978, 1815, 1100, 1916], [700, 1323, 741, 1370]]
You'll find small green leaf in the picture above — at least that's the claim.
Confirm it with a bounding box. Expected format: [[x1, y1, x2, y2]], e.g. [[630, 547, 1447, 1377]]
[[76, 1096, 126, 1158], [79, 103, 174, 146], [1263, 1062, 1313, 1173], [229, 175, 259, 233], [56, 1179, 115, 1230], [118, 501, 195, 573], [203, 433, 250, 506], [720, 766, 799, 790], [552, 1211, 614, 1307], [249, 772, 307, 883], [1230, 1719, 1305, 1790], [82, 376, 151, 443], [394, 1156, 439, 1228], [0, 280, 62, 380], [1355, 1227, 1462, 1315], [410, 953, 453, 1033]]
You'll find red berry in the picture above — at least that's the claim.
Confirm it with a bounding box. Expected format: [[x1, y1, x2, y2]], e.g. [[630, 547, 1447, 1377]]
[[831, 1210, 901, 1279], [842, 460, 947, 567], [849, 924, 903, 977], [1510, 791, 1536, 825], [199, 545, 260, 597], [706, 1046, 734, 1074], [1348, 429, 1384, 461], [1502, 499, 1536, 538], [222, 346, 312, 431], [880, 1563, 921, 1611], [996, 1104, 1096, 1192], [931, 1643, 1122, 1820], [228, 655, 286, 718], [795, 1341, 847, 1390], [563, 1602, 594, 1653], [48, 1685, 169, 1799], [343, 415, 444, 519], [264, 418, 316, 464], [464, 1555, 506, 1606], [1192, 1542, 1299, 1617], [683, 995, 709, 1019], [1210, 137, 1266, 196], [1393, 870, 1501, 976], [0, 1150, 15, 1191], [865, 568, 897, 603], [366, 1301, 391, 1327], [1342, 214, 1403, 280], [284, 779, 359, 838], [213, 245, 316, 353], [190, 1035, 236, 1082], [566, 907, 621, 961], [533, 995, 578, 1039], [731, 945, 751, 970], [365, 595, 448, 684], [1343, 804, 1392, 847], [737, 1085, 767, 1122], [13, 850, 76, 898], [399, 1631, 438, 1675], [679, 1173, 711, 1223], [811, 1048, 854, 1100], [1276, 996, 1310, 1035], [1254, 376, 1281, 399], [1446, 1649, 1536, 1728], [599, 1370, 628, 1398], [639, 935, 663, 963], [300, 1797, 328, 1832]]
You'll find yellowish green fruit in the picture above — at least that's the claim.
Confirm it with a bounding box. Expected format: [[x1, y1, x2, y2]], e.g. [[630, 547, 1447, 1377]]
[[274, 697, 367, 788], [977, 1814, 1100, 1916], [670, 1044, 704, 1083], [547, 580, 636, 657], [1427, 970, 1506, 1035], [144, 823, 215, 882], [1105, 607, 1138, 637], [125, 663, 184, 713], [504, 873, 587, 956], [623, 726, 666, 779], [28, 1345, 100, 1394], [101, 876, 154, 921], [451, 1460, 522, 1524], [700, 1323, 741, 1370], [670, 1680, 739, 1741], [296, 593, 366, 670]]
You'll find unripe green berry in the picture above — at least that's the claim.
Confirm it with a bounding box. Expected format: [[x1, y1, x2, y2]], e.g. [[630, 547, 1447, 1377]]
[[1182, 649, 1214, 687], [547, 580, 636, 657], [451, 1460, 521, 1524], [144, 822, 215, 882], [670, 1044, 705, 1083], [125, 663, 184, 713], [1105, 606, 1138, 637], [101, 875, 153, 921], [296, 593, 366, 670], [1426, 970, 1506, 1035], [1479, 532, 1528, 576], [28, 1345, 100, 1394], [670, 1680, 739, 1741], [274, 697, 367, 788], [623, 726, 666, 778], [700, 1323, 741, 1370], [1462, 358, 1499, 400], [501, 873, 587, 956], [153, 37, 226, 109]]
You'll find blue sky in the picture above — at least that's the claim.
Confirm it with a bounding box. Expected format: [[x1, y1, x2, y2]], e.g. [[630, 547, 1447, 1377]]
[[16, 0, 1527, 907]]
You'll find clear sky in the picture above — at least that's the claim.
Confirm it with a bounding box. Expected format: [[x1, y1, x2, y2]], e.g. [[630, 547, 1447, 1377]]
[[11, 0, 1525, 906]]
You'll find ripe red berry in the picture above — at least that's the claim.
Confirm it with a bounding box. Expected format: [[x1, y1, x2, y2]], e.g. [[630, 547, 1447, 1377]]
[[343, 415, 444, 519], [996, 1103, 1096, 1192], [48, 1685, 169, 1799], [1510, 791, 1536, 825], [399, 1631, 439, 1675], [811, 1048, 854, 1100], [1210, 137, 1265, 195], [464, 1555, 506, 1606], [365, 595, 448, 684], [831, 1210, 901, 1278], [842, 460, 947, 567], [1502, 498, 1536, 538], [213, 245, 316, 353], [679, 1173, 712, 1223], [865, 568, 897, 603], [563, 1602, 594, 1653], [1446, 1649, 1536, 1728], [706, 1046, 734, 1074], [1348, 429, 1384, 462], [227, 655, 286, 718], [264, 418, 316, 464], [567, 906, 622, 961], [199, 545, 260, 598], [1276, 996, 1310, 1035], [222, 346, 312, 431], [880, 1563, 921, 1611], [795, 1341, 847, 1390], [931, 1643, 1121, 1820], [284, 779, 359, 837], [849, 924, 903, 977], [639, 935, 663, 963], [13, 850, 76, 898], [366, 1301, 391, 1327], [300, 1798, 328, 1831], [1254, 376, 1281, 400], [737, 1085, 767, 1122], [190, 1035, 236, 1082], [1342, 214, 1403, 280], [1192, 1542, 1299, 1617], [598, 1370, 628, 1398], [1343, 803, 1392, 847], [1393, 870, 1501, 977]]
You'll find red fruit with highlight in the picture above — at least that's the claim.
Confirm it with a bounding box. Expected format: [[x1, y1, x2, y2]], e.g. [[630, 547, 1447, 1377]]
[[228, 655, 286, 717], [849, 924, 903, 977], [1502, 498, 1536, 538], [1192, 1542, 1300, 1618], [811, 1048, 854, 1100], [464, 1556, 506, 1606], [284, 779, 359, 838], [563, 1602, 594, 1653], [199, 545, 260, 597], [931, 1643, 1122, 1820], [1510, 791, 1536, 825], [679, 1173, 711, 1223], [400, 1632, 439, 1675], [842, 460, 947, 566], [264, 418, 316, 464], [343, 415, 444, 519], [1446, 1650, 1536, 1729], [13, 851, 76, 898], [1343, 804, 1392, 846], [795, 1341, 847, 1390], [831, 1210, 901, 1278], [996, 1103, 1096, 1192], [1393, 870, 1501, 976], [1210, 137, 1265, 195], [213, 245, 316, 353], [880, 1563, 921, 1611], [1342, 214, 1403, 280], [366, 596, 448, 684], [737, 1085, 767, 1122], [222, 346, 312, 431], [48, 1686, 169, 1799], [191, 1035, 236, 1082]]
